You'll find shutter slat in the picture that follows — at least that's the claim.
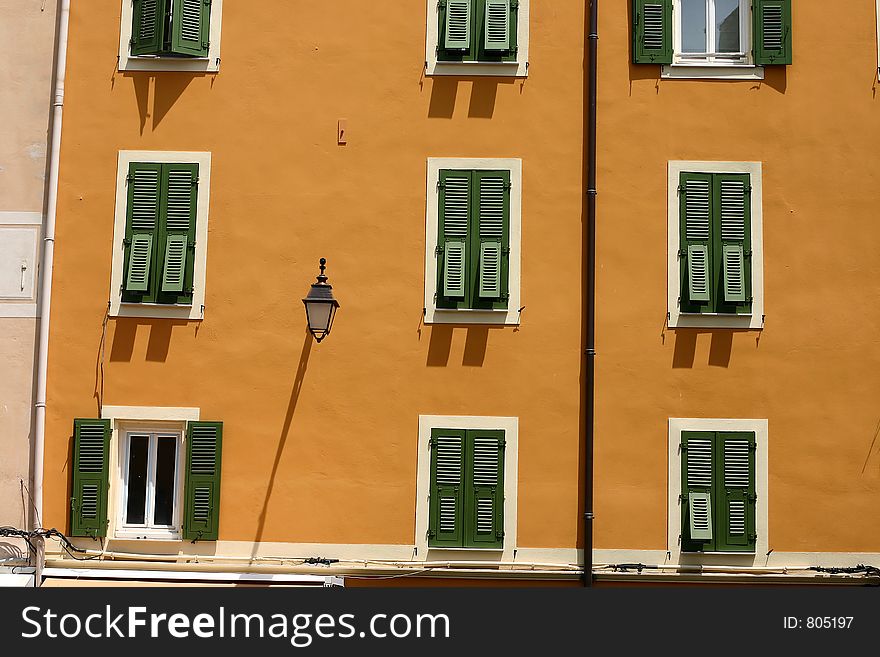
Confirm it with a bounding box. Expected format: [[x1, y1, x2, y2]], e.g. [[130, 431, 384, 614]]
[[484, 0, 511, 51], [443, 240, 466, 298], [643, 4, 664, 49], [165, 170, 195, 231], [479, 242, 502, 298], [125, 234, 153, 292], [444, 0, 471, 50], [685, 180, 711, 240], [723, 245, 746, 302], [762, 6, 783, 50], [687, 245, 710, 302], [681, 174, 712, 306], [161, 235, 188, 293], [686, 438, 713, 488], [131, 168, 160, 231], [688, 491, 713, 540]]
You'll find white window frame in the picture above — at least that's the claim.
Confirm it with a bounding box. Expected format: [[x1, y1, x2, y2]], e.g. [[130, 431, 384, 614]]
[[425, 0, 530, 77], [118, 0, 224, 73], [110, 150, 211, 320], [667, 418, 768, 562], [424, 158, 522, 326], [117, 428, 183, 540], [102, 406, 199, 541], [667, 160, 764, 330], [663, 0, 764, 80], [415, 415, 518, 560]]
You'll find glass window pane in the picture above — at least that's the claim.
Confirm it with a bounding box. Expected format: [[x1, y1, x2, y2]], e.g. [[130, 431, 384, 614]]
[[681, 0, 708, 53], [153, 436, 177, 526], [125, 435, 149, 525], [715, 0, 740, 53]]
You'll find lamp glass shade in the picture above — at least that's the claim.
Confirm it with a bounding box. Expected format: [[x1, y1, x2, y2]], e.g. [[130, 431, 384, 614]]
[[304, 300, 337, 339]]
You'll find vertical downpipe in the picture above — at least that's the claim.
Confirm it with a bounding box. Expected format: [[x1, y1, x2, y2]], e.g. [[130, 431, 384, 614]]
[[583, 0, 598, 587]]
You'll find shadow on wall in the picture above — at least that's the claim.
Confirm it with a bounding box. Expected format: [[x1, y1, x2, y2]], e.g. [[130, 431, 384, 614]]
[[426, 325, 509, 367], [252, 330, 313, 552], [119, 72, 209, 135], [427, 78, 516, 119], [670, 329, 759, 369], [108, 318, 195, 364]]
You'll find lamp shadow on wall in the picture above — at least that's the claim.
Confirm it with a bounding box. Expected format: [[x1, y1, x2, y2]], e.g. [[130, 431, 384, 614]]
[[426, 325, 498, 367], [121, 72, 207, 135], [427, 78, 515, 119], [670, 329, 757, 369], [251, 330, 313, 553]]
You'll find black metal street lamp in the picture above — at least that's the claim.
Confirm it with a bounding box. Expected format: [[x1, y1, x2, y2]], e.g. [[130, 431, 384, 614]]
[[302, 258, 339, 343]]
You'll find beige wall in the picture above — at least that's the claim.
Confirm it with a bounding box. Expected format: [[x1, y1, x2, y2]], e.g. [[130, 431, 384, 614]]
[[0, 0, 56, 552]]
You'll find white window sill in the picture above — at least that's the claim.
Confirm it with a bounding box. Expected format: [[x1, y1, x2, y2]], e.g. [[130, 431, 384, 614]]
[[661, 64, 765, 80], [113, 302, 203, 321], [426, 307, 521, 326], [426, 61, 528, 78], [119, 56, 220, 73], [114, 531, 181, 541], [669, 312, 762, 330]]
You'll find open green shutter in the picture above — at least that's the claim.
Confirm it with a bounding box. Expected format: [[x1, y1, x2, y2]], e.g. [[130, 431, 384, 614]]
[[680, 173, 713, 306], [632, 0, 672, 64], [131, 0, 164, 55], [753, 0, 791, 65], [159, 164, 197, 296], [183, 421, 223, 541], [429, 429, 466, 547], [70, 419, 111, 538], [681, 431, 715, 550], [717, 174, 751, 308], [476, 171, 509, 303], [170, 0, 211, 56], [466, 430, 504, 548], [484, 0, 511, 51], [717, 432, 756, 551], [444, 0, 472, 50], [124, 163, 162, 294], [439, 171, 471, 301]]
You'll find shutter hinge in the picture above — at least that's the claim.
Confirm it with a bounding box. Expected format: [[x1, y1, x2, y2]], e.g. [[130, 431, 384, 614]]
[[504, 182, 512, 190], [501, 246, 510, 255], [744, 249, 753, 258], [126, 173, 135, 182], [677, 184, 683, 195], [747, 296, 754, 303], [496, 530, 505, 539], [745, 185, 752, 193], [428, 529, 436, 537], [679, 493, 687, 503], [203, 41, 210, 49], [438, 0, 447, 8], [429, 437, 436, 448], [435, 245, 444, 255], [500, 293, 510, 301], [748, 492, 757, 501], [499, 439, 507, 448], [188, 240, 196, 249], [511, 0, 519, 10], [437, 180, 445, 189], [678, 248, 686, 258], [193, 177, 199, 186], [70, 497, 77, 510], [123, 238, 132, 246]]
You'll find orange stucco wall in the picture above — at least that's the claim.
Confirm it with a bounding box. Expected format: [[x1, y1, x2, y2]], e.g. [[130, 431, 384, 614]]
[[594, 5, 880, 552], [44, 2, 587, 549]]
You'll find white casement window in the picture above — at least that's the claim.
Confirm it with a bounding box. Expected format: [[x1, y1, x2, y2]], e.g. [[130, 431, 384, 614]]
[[109, 151, 211, 320], [118, 429, 183, 539], [425, 0, 530, 77], [666, 0, 762, 79], [118, 0, 224, 72]]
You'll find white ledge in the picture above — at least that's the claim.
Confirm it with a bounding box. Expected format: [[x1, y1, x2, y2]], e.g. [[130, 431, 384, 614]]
[[662, 64, 765, 80]]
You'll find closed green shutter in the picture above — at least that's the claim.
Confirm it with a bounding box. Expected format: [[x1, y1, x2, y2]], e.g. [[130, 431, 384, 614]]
[[466, 430, 504, 548], [475, 171, 509, 307], [753, 0, 792, 65], [679, 173, 713, 311], [131, 0, 164, 56], [429, 429, 466, 548], [716, 174, 751, 308], [444, 0, 472, 50], [123, 163, 162, 299], [681, 431, 715, 551], [70, 419, 111, 538], [716, 432, 757, 552], [632, 0, 672, 64], [438, 171, 471, 305], [183, 421, 223, 541], [484, 0, 511, 51], [170, 0, 211, 57], [158, 164, 198, 301]]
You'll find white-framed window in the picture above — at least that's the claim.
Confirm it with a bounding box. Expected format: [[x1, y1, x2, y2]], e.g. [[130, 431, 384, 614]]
[[425, 0, 530, 77], [415, 415, 519, 559], [109, 150, 211, 320], [664, 0, 763, 79], [667, 160, 764, 330], [424, 158, 522, 326], [667, 418, 768, 561], [118, 428, 183, 539], [118, 0, 224, 73]]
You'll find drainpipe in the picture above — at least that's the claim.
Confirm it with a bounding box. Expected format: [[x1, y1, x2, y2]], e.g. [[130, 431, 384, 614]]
[[583, 0, 598, 587], [34, 0, 72, 540]]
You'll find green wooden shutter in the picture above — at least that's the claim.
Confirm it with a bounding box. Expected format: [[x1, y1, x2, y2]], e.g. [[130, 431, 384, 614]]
[[170, 0, 211, 57], [131, 0, 164, 55], [681, 431, 715, 551], [475, 171, 509, 305], [484, 0, 511, 51], [429, 428, 466, 547], [680, 173, 713, 310], [717, 432, 757, 552], [632, 0, 672, 64], [438, 171, 471, 303], [715, 173, 752, 311], [466, 429, 505, 548], [183, 421, 223, 541], [753, 0, 792, 65], [159, 164, 198, 300], [444, 0, 472, 50], [70, 419, 111, 538], [123, 163, 162, 297]]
